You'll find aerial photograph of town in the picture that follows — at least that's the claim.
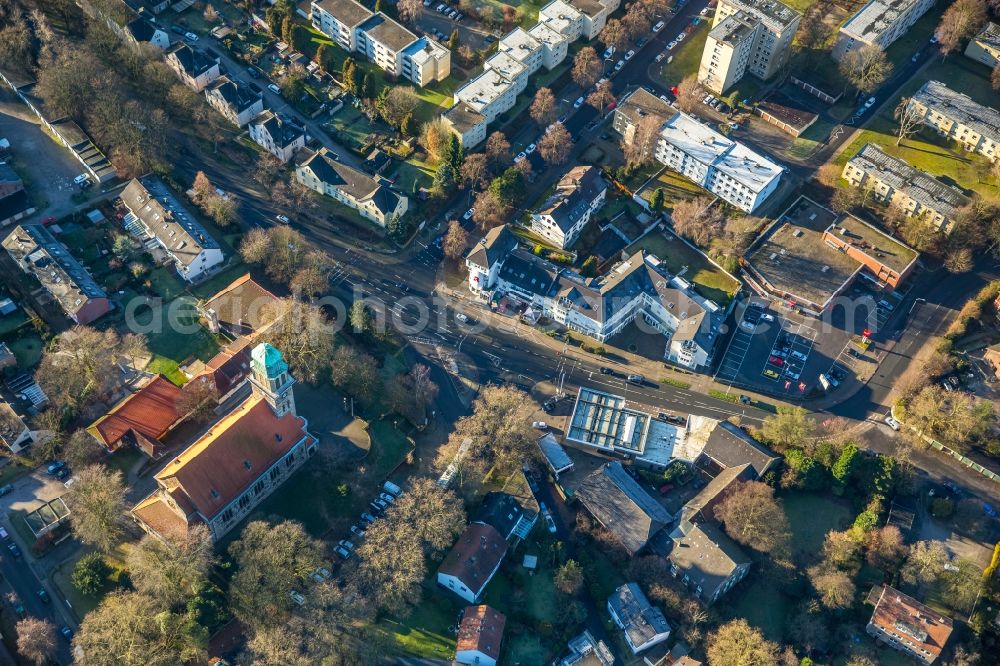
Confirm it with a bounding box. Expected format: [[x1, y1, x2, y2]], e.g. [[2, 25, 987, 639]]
[[1, 0, 1000, 663]]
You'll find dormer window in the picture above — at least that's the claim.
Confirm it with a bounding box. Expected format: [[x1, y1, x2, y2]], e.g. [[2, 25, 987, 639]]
[[210, 488, 220, 499]]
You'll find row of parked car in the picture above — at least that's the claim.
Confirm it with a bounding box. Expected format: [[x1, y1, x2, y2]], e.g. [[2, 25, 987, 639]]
[[338, 481, 404, 559]]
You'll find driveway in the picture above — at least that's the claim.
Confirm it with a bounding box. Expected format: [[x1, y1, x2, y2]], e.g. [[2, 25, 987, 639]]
[[0, 95, 93, 221]]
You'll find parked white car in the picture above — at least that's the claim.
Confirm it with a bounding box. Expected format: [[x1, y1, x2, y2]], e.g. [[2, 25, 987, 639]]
[[884, 416, 901, 431], [532, 421, 548, 430]]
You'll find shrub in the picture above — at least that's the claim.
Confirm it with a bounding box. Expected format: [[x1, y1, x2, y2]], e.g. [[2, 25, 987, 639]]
[[931, 497, 955, 519], [72, 552, 111, 596]]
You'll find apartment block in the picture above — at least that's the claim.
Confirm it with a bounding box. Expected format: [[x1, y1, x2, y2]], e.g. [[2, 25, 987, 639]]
[[613, 88, 675, 146], [166, 43, 220, 92], [842, 143, 970, 231], [498, 27, 544, 75], [832, 0, 936, 61], [295, 148, 408, 227], [700, 0, 799, 93], [527, 23, 570, 70], [654, 111, 783, 212], [568, 0, 608, 40], [529, 165, 608, 248], [310, 0, 450, 86], [204, 76, 264, 127], [539, 0, 584, 40], [907, 80, 1000, 162], [248, 111, 307, 163], [965, 22, 1000, 68]]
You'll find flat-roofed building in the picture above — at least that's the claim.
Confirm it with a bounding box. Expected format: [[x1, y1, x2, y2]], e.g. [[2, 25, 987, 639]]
[[756, 92, 818, 136], [607, 583, 671, 654], [613, 88, 675, 146], [454, 69, 518, 126], [668, 520, 751, 603], [442, 103, 489, 148], [539, 0, 584, 40], [483, 50, 530, 95], [121, 176, 225, 282], [165, 43, 220, 92], [295, 148, 407, 227], [355, 13, 417, 78], [528, 22, 570, 69], [654, 111, 783, 212], [743, 196, 918, 314], [965, 22, 1000, 68], [833, 0, 936, 61], [702, 0, 800, 92], [310, 0, 372, 52], [204, 76, 264, 127], [568, 0, 608, 40], [843, 143, 971, 231], [867, 585, 953, 663], [498, 28, 543, 75], [907, 80, 1000, 162], [401, 37, 451, 86], [529, 165, 607, 248], [2, 224, 110, 325]]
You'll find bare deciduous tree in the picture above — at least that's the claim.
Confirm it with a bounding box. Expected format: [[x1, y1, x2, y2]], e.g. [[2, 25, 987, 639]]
[[894, 97, 924, 146], [127, 525, 215, 606], [16, 617, 57, 666], [572, 47, 603, 89], [451, 385, 539, 479], [623, 113, 662, 168], [901, 540, 949, 585], [838, 45, 892, 92], [472, 189, 509, 230], [601, 18, 630, 52], [586, 80, 616, 115], [936, 0, 988, 57], [674, 74, 702, 113], [670, 196, 725, 246], [529, 87, 558, 127], [807, 565, 857, 609], [715, 481, 790, 554], [460, 153, 491, 191], [397, 0, 423, 24], [538, 123, 572, 166], [442, 220, 469, 260], [65, 465, 129, 553], [485, 131, 512, 173], [706, 619, 780, 666]]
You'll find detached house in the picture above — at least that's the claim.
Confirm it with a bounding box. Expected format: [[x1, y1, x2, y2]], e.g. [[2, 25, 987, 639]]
[[475, 491, 538, 541], [123, 10, 170, 50], [132, 344, 318, 542], [295, 148, 407, 226], [455, 605, 505, 666], [120, 176, 225, 282], [205, 76, 264, 127], [166, 43, 221, 92], [248, 111, 306, 164], [529, 165, 607, 249], [867, 585, 953, 663], [437, 522, 508, 603]]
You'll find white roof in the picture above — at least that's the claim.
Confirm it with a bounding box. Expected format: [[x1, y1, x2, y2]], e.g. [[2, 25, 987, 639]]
[[539, 0, 582, 21], [528, 21, 568, 47], [455, 68, 516, 112], [659, 112, 781, 193], [484, 51, 528, 81], [499, 27, 542, 62]]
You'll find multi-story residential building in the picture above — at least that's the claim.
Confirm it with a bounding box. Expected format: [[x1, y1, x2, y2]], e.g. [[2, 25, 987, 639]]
[[483, 51, 531, 96], [295, 148, 408, 227], [529, 165, 607, 248], [654, 111, 783, 213], [452, 69, 519, 128], [700, 0, 799, 93], [568, 0, 608, 40], [539, 0, 584, 40], [122, 9, 170, 49], [310, 0, 450, 86], [165, 43, 220, 92], [613, 88, 675, 145], [441, 103, 489, 149], [527, 22, 570, 69], [401, 37, 451, 86], [867, 585, 953, 664], [132, 343, 318, 542], [965, 22, 1000, 68], [907, 80, 1000, 162], [465, 229, 727, 370], [1, 224, 110, 325], [121, 176, 225, 282], [832, 0, 936, 61], [497, 28, 544, 75], [668, 520, 751, 603], [204, 76, 264, 127], [310, 0, 372, 52], [248, 110, 306, 163], [608, 583, 672, 654], [842, 143, 970, 232]]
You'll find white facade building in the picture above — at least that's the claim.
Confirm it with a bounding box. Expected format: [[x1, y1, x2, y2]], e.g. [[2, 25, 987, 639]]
[[529, 165, 607, 249], [907, 80, 1000, 163], [833, 0, 936, 61], [654, 111, 783, 213]]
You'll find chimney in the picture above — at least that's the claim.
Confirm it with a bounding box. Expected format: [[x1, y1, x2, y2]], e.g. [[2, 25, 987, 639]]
[[205, 308, 220, 333]]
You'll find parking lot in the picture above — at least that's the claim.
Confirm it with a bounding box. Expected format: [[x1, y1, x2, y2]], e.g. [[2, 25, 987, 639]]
[[715, 300, 858, 396]]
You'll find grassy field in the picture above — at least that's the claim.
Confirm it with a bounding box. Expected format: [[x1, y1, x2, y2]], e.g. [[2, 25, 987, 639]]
[[627, 230, 741, 304], [51, 549, 128, 620], [781, 491, 854, 563], [473, 0, 545, 27], [6, 332, 43, 368], [377, 598, 456, 660], [136, 299, 220, 385], [391, 159, 436, 195], [832, 58, 1000, 196], [659, 23, 710, 87], [637, 168, 704, 209]]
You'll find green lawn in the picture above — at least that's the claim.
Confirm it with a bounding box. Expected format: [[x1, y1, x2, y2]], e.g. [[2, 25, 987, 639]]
[[883, 2, 946, 71], [136, 299, 220, 386], [377, 598, 456, 660], [638, 168, 704, 209], [726, 574, 791, 643], [6, 332, 42, 368], [781, 491, 854, 564], [147, 267, 186, 302], [473, 0, 545, 28], [0, 308, 27, 337], [659, 23, 710, 87], [627, 231, 741, 304], [779, 0, 820, 11], [391, 159, 435, 196], [51, 549, 128, 621]]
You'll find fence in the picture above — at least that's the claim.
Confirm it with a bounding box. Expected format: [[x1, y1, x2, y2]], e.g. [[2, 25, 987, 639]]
[[790, 76, 842, 105], [891, 404, 1000, 484]]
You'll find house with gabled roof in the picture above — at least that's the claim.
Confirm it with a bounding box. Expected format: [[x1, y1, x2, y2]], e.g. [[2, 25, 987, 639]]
[[436, 522, 508, 603], [165, 42, 221, 92], [132, 344, 317, 541], [199, 273, 282, 340], [608, 582, 671, 654], [455, 605, 505, 666], [87, 375, 184, 456], [120, 176, 225, 282], [294, 148, 407, 227], [205, 76, 264, 127], [576, 461, 671, 554], [248, 110, 306, 164], [476, 490, 538, 542], [529, 165, 607, 249]]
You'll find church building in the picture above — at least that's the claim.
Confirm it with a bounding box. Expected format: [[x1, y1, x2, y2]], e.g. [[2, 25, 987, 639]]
[[132, 343, 317, 542]]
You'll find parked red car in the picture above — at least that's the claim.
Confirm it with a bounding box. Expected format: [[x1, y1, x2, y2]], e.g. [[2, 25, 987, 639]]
[[659, 484, 674, 495], [768, 356, 784, 367]]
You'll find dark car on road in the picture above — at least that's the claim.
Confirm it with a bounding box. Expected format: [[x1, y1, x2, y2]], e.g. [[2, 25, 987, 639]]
[[38, 589, 50, 604], [46, 460, 65, 475], [599, 367, 613, 375], [8, 543, 21, 558]]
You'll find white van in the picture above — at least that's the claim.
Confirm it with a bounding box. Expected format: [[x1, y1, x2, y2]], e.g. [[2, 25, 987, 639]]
[[818, 374, 831, 391]]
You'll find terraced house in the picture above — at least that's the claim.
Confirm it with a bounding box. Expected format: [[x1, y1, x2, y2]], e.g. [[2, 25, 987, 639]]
[[132, 344, 317, 542], [295, 148, 408, 227], [907, 80, 1000, 162], [842, 144, 971, 232], [310, 0, 450, 86]]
